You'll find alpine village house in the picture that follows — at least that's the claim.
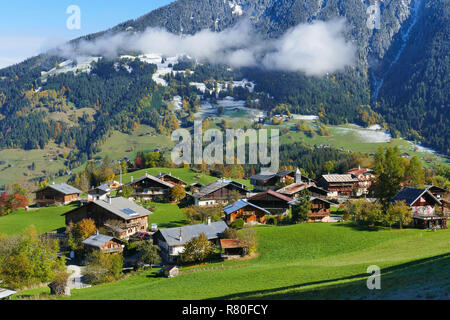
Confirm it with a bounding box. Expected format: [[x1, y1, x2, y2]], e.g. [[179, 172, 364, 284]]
[[35, 183, 82, 206]]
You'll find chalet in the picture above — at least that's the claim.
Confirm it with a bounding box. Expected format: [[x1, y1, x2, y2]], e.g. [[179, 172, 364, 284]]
[[220, 239, 247, 259], [121, 173, 173, 201], [391, 187, 446, 229], [317, 174, 359, 197], [425, 185, 448, 200], [35, 183, 82, 206], [192, 179, 249, 206], [102, 180, 122, 190], [247, 189, 293, 215], [64, 197, 152, 239], [223, 200, 270, 225], [345, 167, 375, 196], [250, 170, 294, 192], [307, 185, 332, 198], [155, 173, 188, 187], [88, 184, 111, 202], [153, 220, 228, 263], [289, 197, 334, 222], [189, 182, 205, 193], [82, 233, 124, 254]]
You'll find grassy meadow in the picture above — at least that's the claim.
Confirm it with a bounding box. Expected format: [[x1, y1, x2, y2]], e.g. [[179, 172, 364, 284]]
[[15, 223, 450, 300]]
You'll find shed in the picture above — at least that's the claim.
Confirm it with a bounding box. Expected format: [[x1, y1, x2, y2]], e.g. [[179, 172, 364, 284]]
[[163, 265, 179, 278]]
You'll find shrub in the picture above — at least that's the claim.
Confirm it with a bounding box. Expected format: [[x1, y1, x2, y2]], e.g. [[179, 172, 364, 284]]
[[222, 228, 239, 239], [84, 251, 123, 285], [231, 218, 245, 229], [180, 233, 214, 264], [267, 217, 278, 225]]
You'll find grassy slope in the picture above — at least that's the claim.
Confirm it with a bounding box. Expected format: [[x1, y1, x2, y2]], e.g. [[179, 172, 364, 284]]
[[0, 204, 77, 235], [16, 224, 450, 300]]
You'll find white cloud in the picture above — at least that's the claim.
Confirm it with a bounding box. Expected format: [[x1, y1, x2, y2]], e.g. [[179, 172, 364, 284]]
[[53, 18, 357, 76]]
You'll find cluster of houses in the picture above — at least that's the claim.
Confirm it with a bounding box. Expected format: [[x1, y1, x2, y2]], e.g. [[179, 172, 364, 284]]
[[32, 167, 448, 265]]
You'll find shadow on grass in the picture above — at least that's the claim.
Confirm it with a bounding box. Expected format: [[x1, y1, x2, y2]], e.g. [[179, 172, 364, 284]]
[[157, 220, 189, 229], [330, 222, 385, 232], [207, 252, 450, 300]]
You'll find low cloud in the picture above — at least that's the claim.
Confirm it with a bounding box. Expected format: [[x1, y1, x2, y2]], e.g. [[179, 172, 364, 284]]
[[55, 18, 356, 76]]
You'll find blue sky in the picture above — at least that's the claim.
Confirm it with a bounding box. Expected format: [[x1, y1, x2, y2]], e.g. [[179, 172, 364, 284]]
[[0, 0, 173, 68]]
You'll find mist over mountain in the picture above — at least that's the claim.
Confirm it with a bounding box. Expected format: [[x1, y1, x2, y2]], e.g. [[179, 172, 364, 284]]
[[0, 0, 448, 159]]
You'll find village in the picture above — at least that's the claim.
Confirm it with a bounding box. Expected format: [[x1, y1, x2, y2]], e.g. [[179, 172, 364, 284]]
[[1, 153, 448, 300]]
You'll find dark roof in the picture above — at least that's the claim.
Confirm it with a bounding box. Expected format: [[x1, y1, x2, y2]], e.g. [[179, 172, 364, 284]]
[[289, 197, 336, 206], [391, 187, 441, 206], [155, 173, 188, 185], [156, 221, 228, 246], [64, 197, 153, 221], [193, 179, 248, 199], [426, 185, 448, 193], [276, 170, 294, 177], [248, 189, 293, 203], [125, 174, 174, 188], [223, 200, 270, 215], [38, 183, 82, 195], [250, 174, 275, 182]]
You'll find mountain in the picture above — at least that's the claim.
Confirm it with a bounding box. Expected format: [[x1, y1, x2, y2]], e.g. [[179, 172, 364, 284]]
[[0, 0, 448, 164]]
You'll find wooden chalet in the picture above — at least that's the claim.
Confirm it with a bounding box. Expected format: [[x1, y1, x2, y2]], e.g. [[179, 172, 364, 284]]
[[345, 167, 375, 196], [35, 183, 82, 206], [317, 174, 359, 197], [88, 184, 111, 202], [220, 239, 247, 259], [189, 182, 205, 193], [247, 189, 293, 215], [425, 185, 448, 200], [121, 173, 173, 201], [82, 233, 124, 254], [155, 173, 188, 187], [64, 197, 153, 239], [290, 197, 334, 222], [391, 187, 446, 229], [192, 179, 249, 206], [223, 200, 270, 225], [250, 170, 296, 191], [153, 220, 228, 262], [307, 185, 331, 198]]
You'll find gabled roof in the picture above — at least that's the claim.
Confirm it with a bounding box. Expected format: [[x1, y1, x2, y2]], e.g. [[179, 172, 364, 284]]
[[156, 221, 228, 246], [156, 173, 188, 185], [307, 185, 329, 195], [64, 197, 153, 221], [426, 185, 448, 193], [391, 187, 441, 206], [125, 174, 174, 189], [248, 189, 293, 203], [223, 200, 270, 215], [276, 170, 294, 177], [345, 168, 373, 176], [82, 234, 114, 248], [289, 197, 336, 206], [193, 179, 248, 199], [220, 239, 246, 249], [320, 174, 359, 183], [250, 174, 276, 182], [38, 183, 82, 195], [276, 183, 308, 195]]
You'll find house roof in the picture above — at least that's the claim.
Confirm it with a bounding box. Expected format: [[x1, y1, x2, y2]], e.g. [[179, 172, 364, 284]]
[[320, 174, 359, 183], [220, 239, 246, 249], [307, 185, 329, 195], [155, 173, 187, 185], [345, 168, 373, 176], [125, 174, 174, 189], [223, 200, 270, 216], [276, 170, 294, 177], [193, 179, 248, 199], [276, 183, 308, 195], [0, 288, 16, 299], [426, 185, 448, 193], [89, 184, 111, 194], [39, 183, 82, 195], [248, 189, 293, 203], [391, 187, 441, 206], [289, 197, 336, 206], [64, 197, 152, 221], [156, 221, 228, 246], [82, 234, 114, 248], [250, 174, 275, 182]]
